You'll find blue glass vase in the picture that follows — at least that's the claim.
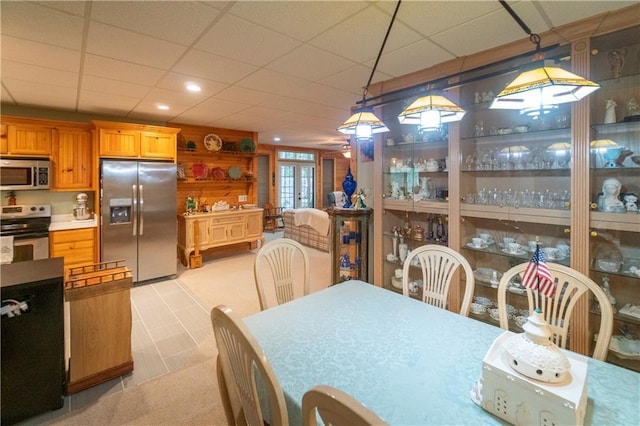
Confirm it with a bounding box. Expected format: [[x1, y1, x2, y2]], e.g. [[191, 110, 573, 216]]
[[342, 166, 357, 208]]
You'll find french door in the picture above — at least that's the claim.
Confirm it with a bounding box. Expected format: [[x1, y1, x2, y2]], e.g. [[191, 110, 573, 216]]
[[278, 162, 315, 209]]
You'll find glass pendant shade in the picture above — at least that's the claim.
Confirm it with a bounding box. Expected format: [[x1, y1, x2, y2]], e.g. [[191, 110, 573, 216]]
[[337, 107, 389, 141], [491, 65, 600, 115], [398, 94, 466, 131]]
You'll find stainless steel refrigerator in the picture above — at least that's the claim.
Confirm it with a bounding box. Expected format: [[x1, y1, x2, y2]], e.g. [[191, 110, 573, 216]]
[[100, 160, 177, 283]]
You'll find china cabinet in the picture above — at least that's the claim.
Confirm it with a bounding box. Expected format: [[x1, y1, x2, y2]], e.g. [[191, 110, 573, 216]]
[[379, 98, 451, 297], [371, 18, 640, 367], [587, 26, 640, 371], [329, 207, 372, 284]]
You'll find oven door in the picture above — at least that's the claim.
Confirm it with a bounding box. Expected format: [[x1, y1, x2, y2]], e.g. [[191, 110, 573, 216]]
[[12, 236, 49, 262]]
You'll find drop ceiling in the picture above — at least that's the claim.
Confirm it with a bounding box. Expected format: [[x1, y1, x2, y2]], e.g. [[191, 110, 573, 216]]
[[0, 1, 635, 150]]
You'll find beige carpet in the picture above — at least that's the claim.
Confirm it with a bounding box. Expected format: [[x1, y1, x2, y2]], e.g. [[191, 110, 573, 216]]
[[43, 234, 331, 426]]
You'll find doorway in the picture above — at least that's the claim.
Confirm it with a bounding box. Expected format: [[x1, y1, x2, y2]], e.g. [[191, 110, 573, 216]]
[[278, 162, 315, 209]]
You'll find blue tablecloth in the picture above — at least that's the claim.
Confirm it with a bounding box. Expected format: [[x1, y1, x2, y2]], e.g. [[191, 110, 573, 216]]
[[244, 280, 639, 425]]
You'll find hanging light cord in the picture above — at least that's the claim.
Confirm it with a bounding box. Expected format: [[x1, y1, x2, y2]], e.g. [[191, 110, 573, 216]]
[[498, 0, 541, 51], [360, 0, 402, 103]]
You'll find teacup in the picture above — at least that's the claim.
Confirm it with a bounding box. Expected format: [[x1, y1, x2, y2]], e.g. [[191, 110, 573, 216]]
[[556, 243, 570, 258], [489, 308, 500, 321], [395, 268, 403, 279], [543, 247, 559, 259], [479, 233, 492, 243], [472, 237, 483, 248], [508, 242, 521, 254], [503, 237, 516, 245], [514, 315, 527, 328], [470, 303, 485, 314], [387, 253, 397, 262]]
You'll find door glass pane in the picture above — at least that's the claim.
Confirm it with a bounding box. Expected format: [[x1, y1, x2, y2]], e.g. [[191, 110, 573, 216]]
[[279, 164, 295, 209], [299, 165, 315, 208]]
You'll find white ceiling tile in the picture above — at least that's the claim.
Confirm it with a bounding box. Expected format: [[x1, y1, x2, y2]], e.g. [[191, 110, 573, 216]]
[[173, 49, 258, 84], [213, 86, 273, 105], [195, 14, 301, 66], [319, 65, 391, 94], [78, 90, 139, 115], [266, 44, 358, 81], [35, 1, 87, 16], [374, 39, 455, 79], [236, 69, 309, 95], [90, 1, 220, 46], [310, 6, 423, 64], [156, 73, 228, 98], [1, 1, 85, 50], [1, 36, 81, 72], [81, 75, 151, 98], [86, 22, 187, 69], [539, 1, 639, 28], [229, 1, 369, 42], [2, 61, 78, 87], [83, 55, 166, 86], [4, 79, 77, 109], [431, 9, 523, 57]]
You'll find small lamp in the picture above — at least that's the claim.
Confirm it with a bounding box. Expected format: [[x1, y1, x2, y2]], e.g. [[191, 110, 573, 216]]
[[398, 92, 466, 132], [337, 1, 401, 141], [337, 107, 389, 142], [490, 1, 599, 116]]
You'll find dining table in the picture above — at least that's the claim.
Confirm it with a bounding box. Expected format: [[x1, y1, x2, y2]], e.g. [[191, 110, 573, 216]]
[[243, 280, 640, 425]]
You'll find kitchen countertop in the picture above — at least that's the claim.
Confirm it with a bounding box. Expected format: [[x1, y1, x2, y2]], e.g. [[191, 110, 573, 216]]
[[49, 214, 98, 231]]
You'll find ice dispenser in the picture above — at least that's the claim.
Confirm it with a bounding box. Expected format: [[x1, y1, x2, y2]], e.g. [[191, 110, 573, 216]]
[[109, 198, 131, 224]]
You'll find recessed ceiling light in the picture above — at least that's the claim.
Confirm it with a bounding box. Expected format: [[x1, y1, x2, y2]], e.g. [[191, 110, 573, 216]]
[[273, 137, 281, 142], [156, 104, 170, 110], [186, 83, 201, 92]]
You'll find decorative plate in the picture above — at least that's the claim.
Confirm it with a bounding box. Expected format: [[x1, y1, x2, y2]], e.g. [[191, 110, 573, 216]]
[[239, 138, 256, 153], [228, 166, 242, 180], [211, 167, 226, 180], [204, 133, 222, 152], [192, 162, 208, 179]]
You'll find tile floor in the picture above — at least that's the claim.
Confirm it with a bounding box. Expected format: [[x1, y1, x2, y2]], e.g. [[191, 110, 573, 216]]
[[23, 272, 211, 424]]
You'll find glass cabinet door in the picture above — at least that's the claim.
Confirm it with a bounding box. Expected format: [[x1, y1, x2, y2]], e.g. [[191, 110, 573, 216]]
[[589, 26, 640, 372], [457, 57, 574, 328], [330, 208, 372, 284], [380, 97, 450, 296]]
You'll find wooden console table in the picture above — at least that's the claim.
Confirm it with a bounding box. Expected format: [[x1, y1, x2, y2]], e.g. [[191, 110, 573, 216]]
[[177, 208, 264, 267]]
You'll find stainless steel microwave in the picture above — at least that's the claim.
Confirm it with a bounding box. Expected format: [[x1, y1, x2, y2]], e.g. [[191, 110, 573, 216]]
[[0, 159, 50, 190]]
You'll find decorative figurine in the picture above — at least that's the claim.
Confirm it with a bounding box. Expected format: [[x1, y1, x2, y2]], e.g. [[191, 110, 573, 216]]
[[608, 48, 627, 78], [597, 177, 625, 212], [627, 97, 639, 118], [604, 98, 617, 124], [601, 275, 617, 314], [623, 193, 638, 212], [354, 188, 367, 209]]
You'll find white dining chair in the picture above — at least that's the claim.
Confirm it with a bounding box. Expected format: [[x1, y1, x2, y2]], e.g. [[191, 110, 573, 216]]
[[254, 237, 310, 311], [302, 384, 389, 426], [402, 244, 476, 316], [211, 305, 289, 426], [497, 263, 614, 360]]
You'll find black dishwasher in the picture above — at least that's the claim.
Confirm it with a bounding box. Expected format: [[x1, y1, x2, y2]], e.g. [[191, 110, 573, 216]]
[[1, 257, 65, 425]]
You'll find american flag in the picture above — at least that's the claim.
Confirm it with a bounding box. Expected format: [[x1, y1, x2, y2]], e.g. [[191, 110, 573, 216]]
[[521, 246, 556, 298]]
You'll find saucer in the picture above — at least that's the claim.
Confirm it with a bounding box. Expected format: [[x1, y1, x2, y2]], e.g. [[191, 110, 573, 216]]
[[501, 248, 526, 256], [467, 243, 488, 250]]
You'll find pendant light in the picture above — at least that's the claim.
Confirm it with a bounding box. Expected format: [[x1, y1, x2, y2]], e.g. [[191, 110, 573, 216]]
[[342, 141, 352, 159], [337, 1, 402, 141], [397, 88, 466, 132], [490, 0, 599, 116]]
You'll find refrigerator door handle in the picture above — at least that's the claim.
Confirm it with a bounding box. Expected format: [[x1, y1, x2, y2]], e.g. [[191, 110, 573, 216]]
[[139, 184, 144, 235], [132, 184, 137, 236]]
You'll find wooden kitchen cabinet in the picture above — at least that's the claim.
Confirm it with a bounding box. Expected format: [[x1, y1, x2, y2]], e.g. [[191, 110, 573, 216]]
[[50, 228, 98, 275], [6, 123, 52, 156], [0, 124, 7, 154], [51, 128, 93, 190], [93, 120, 179, 161], [177, 209, 264, 267]]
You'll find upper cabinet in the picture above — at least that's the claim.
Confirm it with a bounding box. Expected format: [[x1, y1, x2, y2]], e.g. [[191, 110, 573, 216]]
[[5, 123, 52, 156], [92, 121, 179, 161], [51, 128, 94, 191]]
